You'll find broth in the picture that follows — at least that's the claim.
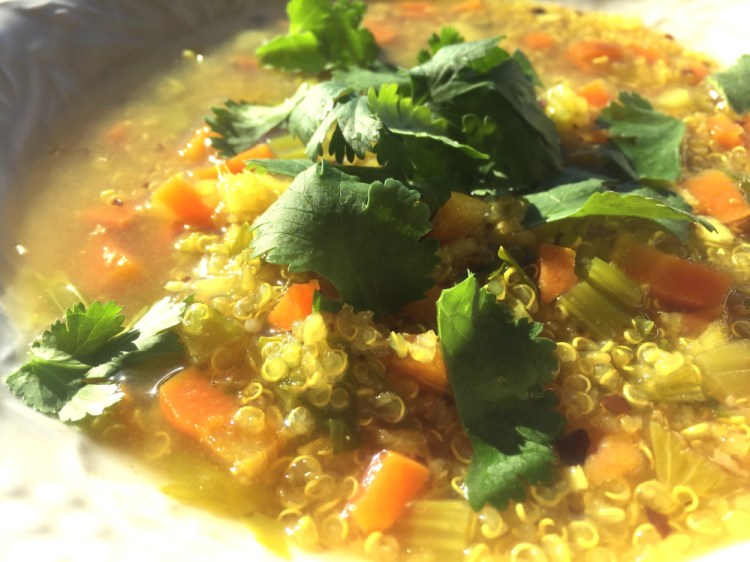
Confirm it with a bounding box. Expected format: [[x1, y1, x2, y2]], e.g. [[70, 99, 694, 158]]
[[4, 2, 750, 561]]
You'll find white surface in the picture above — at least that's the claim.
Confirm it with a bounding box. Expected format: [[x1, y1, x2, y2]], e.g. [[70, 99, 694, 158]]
[[1, 1, 750, 561]]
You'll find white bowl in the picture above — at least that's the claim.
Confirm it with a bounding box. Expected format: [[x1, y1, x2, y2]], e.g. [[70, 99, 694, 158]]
[[1, 1, 749, 560]]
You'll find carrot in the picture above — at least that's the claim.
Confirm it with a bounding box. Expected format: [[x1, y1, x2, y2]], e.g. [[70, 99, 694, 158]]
[[345, 450, 430, 534], [706, 114, 745, 150], [363, 18, 396, 45], [394, 1, 433, 19], [577, 79, 613, 109], [179, 126, 215, 163], [682, 59, 712, 84], [78, 201, 136, 229], [400, 284, 442, 324], [150, 173, 215, 228], [82, 240, 143, 292], [538, 243, 578, 305], [631, 44, 664, 64], [682, 169, 750, 228], [522, 32, 555, 51], [451, 0, 483, 13], [159, 367, 237, 442], [584, 433, 644, 485], [267, 279, 320, 331], [192, 143, 275, 180], [232, 54, 260, 71], [565, 40, 625, 73], [611, 235, 732, 311], [430, 192, 489, 243], [104, 120, 131, 145], [382, 333, 448, 392]]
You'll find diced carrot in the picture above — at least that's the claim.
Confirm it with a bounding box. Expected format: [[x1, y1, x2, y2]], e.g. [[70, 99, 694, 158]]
[[451, 0, 483, 13], [382, 333, 448, 392], [192, 143, 275, 180], [78, 201, 136, 229], [706, 114, 745, 150], [345, 450, 430, 534], [682, 169, 750, 228], [267, 280, 320, 331], [743, 113, 750, 134], [159, 367, 237, 442], [682, 59, 711, 84], [232, 54, 260, 71], [565, 40, 625, 73], [150, 174, 215, 228], [584, 433, 644, 486], [631, 44, 664, 64], [430, 192, 490, 243], [538, 243, 578, 305], [577, 79, 613, 109], [82, 239, 143, 291], [179, 126, 215, 163], [104, 120, 131, 145], [657, 307, 723, 338], [394, 1, 433, 19], [522, 32, 555, 51], [363, 17, 396, 45], [611, 235, 732, 312], [400, 284, 442, 324]]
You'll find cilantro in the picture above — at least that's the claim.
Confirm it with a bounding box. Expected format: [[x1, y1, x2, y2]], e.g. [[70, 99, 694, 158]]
[[250, 162, 439, 315], [5, 298, 186, 421], [417, 26, 466, 64], [711, 55, 750, 115], [437, 275, 562, 510], [599, 92, 685, 183], [523, 177, 712, 240], [255, 0, 377, 73]]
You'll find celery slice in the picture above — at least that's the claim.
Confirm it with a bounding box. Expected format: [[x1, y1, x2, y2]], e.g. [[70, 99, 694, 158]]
[[695, 339, 750, 399], [584, 257, 644, 308], [559, 280, 632, 340], [395, 500, 475, 560]]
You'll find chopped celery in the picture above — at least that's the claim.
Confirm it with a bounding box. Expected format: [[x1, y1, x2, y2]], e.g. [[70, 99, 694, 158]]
[[695, 339, 750, 399], [633, 362, 705, 402], [584, 257, 644, 308], [649, 421, 733, 496], [395, 500, 475, 561], [559, 280, 632, 340]]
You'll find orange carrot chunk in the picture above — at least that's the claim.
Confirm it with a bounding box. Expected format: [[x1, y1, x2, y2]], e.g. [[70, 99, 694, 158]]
[[179, 126, 216, 163], [522, 32, 555, 51], [192, 143, 275, 180], [78, 201, 136, 229], [706, 114, 745, 150], [159, 367, 237, 442], [345, 450, 430, 534], [538, 243, 578, 305], [584, 433, 644, 486], [577, 79, 613, 109], [382, 334, 449, 392], [683, 169, 750, 228], [150, 174, 215, 228], [430, 192, 489, 243], [565, 40, 624, 73], [267, 280, 321, 331], [612, 235, 732, 311], [363, 18, 397, 44]]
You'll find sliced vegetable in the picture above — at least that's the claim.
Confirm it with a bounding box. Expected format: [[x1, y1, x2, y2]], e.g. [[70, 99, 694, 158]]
[[429, 191, 490, 243], [682, 169, 750, 228], [159, 367, 236, 442], [396, 500, 474, 561], [695, 339, 750, 399], [577, 79, 613, 109], [706, 114, 745, 150], [267, 279, 321, 331], [383, 332, 448, 392], [584, 433, 644, 486], [565, 39, 624, 73], [344, 449, 430, 534], [150, 174, 216, 228], [180, 126, 215, 162], [611, 235, 732, 311], [537, 243, 578, 304]]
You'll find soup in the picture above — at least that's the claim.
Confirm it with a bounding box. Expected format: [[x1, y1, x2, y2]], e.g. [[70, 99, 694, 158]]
[[4, 1, 750, 561]]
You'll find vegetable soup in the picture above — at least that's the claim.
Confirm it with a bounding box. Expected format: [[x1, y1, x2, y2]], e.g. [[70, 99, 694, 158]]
[[5, 1, 750, 561]]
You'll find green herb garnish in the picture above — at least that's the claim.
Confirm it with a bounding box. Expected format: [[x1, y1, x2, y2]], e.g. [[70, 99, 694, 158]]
[[711, 54, 750, 115]]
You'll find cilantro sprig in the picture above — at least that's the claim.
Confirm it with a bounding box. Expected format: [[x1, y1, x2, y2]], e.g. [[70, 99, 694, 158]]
[[6, 298, 186, 422], [255, 0, 377, 73], [711, 54, 750, 115], [437, 275, 562, 509]]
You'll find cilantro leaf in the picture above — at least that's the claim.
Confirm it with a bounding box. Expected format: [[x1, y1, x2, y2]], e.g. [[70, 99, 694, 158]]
[[417, 26, 466, 64], [523, 178, 712, 239], [207, 87, 310, 157], [251, 162, 439, 315], [711, 55, 750, 115], [437, 275, 562, 510], [599, 92, 685, 183], [5, 299, 187, 421], [255, 0, 377, 73]]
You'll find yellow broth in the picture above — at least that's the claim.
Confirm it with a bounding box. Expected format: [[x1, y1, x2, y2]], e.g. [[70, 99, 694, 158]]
[[4, 2, 750, 562]]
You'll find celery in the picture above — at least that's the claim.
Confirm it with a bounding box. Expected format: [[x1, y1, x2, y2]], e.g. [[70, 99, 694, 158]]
[[559, 258, 645, 340], [695, 339, 750, 399], [584, 257, 644, 308], [395, 500, 475, 560], [649, 421, 733, 496], [180, 302, 245, 363]]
